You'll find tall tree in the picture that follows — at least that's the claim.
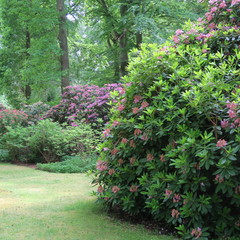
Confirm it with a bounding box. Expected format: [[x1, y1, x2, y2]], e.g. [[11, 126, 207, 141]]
[[0, 0, 61, 106], [81, 0, 207, 82], [57, 0, 70, 92]]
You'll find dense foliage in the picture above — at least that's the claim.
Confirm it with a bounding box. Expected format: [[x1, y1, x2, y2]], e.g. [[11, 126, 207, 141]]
[[94, 1, 240, 239], [36, 154, 98, 173], [0, 109, 28, 135], [44, 84, 125, 128], [21, 102, 51, 125], [0, 119, 99, 163]]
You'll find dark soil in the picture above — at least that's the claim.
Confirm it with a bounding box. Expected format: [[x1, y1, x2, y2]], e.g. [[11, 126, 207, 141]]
[[108, 207, 178, 238], [12, 162, 37, 169]]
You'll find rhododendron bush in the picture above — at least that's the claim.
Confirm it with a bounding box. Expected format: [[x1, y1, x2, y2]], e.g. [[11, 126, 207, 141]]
[[94, 1, 240, 239], [44, 84, 124, 128], [0, 109, 28, 135]]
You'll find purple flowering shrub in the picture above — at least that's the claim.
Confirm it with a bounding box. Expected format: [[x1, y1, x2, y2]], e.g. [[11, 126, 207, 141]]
[[93, 1, 240, 239], [173, 0, 240, 55], [44, 84, 125, 128]]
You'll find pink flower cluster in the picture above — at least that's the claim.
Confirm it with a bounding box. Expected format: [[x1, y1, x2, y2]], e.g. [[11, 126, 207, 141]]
[[112, 186, 120, 193], [147, 153, 154, 161], [173, 193, 181, 203], [96, 161, 108, 171], [108, 169, 115, 175], [216, 139, 227, 148], [165, 189, 173, 198], [215, 174, 224, 183], [171, 209, 180, 218], [97, 186, 104, 193], [130, 185, 138, 192], [130, 157, 136, 165], [191, 227, 202, 239]]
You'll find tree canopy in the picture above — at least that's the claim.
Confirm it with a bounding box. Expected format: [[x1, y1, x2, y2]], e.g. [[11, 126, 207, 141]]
[[0, 0, 207, 106]]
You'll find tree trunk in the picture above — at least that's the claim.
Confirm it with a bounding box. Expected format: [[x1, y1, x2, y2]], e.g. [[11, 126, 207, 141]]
[[57, 0, 70, 93], [119, 4, 128, 78], [25, 30, 31, 100], [136, 32, 142, 49]]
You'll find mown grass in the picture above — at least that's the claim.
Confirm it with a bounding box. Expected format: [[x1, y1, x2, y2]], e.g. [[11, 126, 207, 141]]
[[0, 163, 176, 240]]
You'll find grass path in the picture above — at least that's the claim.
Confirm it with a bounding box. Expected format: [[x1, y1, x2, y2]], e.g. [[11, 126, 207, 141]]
[[0, 163, 175, 240]]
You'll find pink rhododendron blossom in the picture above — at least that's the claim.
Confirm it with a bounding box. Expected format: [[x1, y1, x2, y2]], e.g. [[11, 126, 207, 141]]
[[108, 169, 115, 175], [141, 101, 149, 108], [112, 186, 120, 193], [235, 221, 240, 227], [147, 153, 154, 161], [111, 148, 119, 155], [132, 107, 139, 114], [208, 23, 216, 29], [221, 120, 229, 128], [231, 0, 240, 6], [210, 6, 217, 13], [121, 138, 128, 144], [130, 157, 136, 165], [205, 12, 213, 21], [173, 36, 180, 44], [133, 95, 143, 103], [103, 147, 109, 151], [234, 118, 240, 127], [216, 139, 227, 148], [215, 174, 224, 183], [235, 186, 240, 194], [191, 227, 202, 239], [173, 194, 181, 203], [219, 1, 227, 8], [160, 154, 166, 162], [96, 161, 108, 171], [141, 134, 148, 141], [118, 158, 124, 165], [118, 104, 125, 111], [175, 29, 184, 35], [226, 101, 237, 110], [112, 120, 120, 127], [165, 189, 173, 198], [130, 185, 138, 192], [134, 129, 142, 135], [103, 128, 111, 137], [171, 209, 180, 218], [130, 140, 136, 148], [97, 186, 104, 193], [228, 110, 237, 118]]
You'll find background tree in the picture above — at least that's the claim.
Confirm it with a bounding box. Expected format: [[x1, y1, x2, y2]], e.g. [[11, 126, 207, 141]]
[[0, 0, 61, 107], [69, 0, 207, 84], [57, 0, 70, 92]]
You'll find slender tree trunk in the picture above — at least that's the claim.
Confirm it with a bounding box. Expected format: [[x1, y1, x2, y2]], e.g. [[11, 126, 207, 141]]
[[136, 32, 142, 49], [119, 4, 128, 78], [57, 0, 70, 93], [25, 30, 31, 99]]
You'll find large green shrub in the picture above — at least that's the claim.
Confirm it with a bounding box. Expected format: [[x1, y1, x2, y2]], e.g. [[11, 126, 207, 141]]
[[94, 1, 240, 239], [0, 119, 100, 163]]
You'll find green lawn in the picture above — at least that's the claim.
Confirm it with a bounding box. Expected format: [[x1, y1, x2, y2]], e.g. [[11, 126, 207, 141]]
[[0, 163, 176, 240]]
